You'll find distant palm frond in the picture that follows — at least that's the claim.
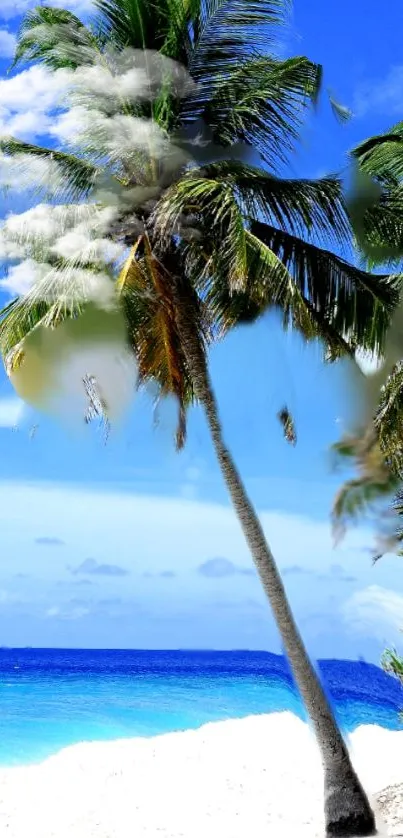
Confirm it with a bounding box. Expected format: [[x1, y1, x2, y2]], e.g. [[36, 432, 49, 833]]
[[277, 406, 296, 445]]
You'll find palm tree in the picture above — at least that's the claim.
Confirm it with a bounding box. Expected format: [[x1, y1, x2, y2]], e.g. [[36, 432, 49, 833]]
[[0, 2, 397, 833], [333, 119, 403, 556], [332, 120, 403, 714], [348, 121, 403, 269]]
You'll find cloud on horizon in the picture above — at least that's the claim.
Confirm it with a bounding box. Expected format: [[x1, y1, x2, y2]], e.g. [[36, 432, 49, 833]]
[[283, 563, 357, 583], [197, 558, 256, 579], [69, 558, 130, 577], [35, 536, 65, 547], [0, 480, 393, 658]]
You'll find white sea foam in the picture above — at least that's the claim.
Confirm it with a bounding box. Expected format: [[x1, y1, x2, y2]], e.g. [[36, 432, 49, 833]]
[[0, 711, 402, 837]]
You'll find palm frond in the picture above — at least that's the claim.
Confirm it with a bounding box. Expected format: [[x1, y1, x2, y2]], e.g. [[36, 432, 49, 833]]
[[332, 472, 400, 544], [93, 0, 174, 52], [381, 647, 403, 682], [203, 160, 351, 245], [278, 406, 296, 445], [352, 122, 403, 184], [185, 56, 322, 168], [331, 429, 403, 557], [151, 172, 251, 293], [203, 226, 328, 345], [327, 90, 352, 124], [11, 6, 97, 70], [0, 138, 100, 201], [117, 233, 194, 447], [189, 0, 290, 78], [250, 221, 400, 357], [0, 294, 83, 374]]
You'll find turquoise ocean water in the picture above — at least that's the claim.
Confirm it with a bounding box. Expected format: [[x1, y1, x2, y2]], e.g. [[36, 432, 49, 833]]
[[0, 648, 402, 767]]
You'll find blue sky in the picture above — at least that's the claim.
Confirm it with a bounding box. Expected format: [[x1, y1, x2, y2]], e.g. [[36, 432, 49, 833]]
[[0, 0, 402, 661]]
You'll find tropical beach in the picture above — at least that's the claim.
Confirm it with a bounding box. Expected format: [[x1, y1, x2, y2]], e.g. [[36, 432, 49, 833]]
[[0, 650, 402, 837], [1, 0, 403, 836], [0, 712, 401, 838]]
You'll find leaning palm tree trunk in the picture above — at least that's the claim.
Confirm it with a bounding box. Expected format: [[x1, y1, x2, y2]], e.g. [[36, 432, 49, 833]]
[[174, 289, 376, 838]]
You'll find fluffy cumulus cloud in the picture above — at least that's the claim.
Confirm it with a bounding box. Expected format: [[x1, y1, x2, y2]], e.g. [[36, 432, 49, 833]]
[[0, 65, 71, 138], [342, 585, 403, 639], [0, 45, 193, 157]]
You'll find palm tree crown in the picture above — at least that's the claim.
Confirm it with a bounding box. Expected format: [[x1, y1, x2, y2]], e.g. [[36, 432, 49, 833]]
[[0, 0, 398, 445]]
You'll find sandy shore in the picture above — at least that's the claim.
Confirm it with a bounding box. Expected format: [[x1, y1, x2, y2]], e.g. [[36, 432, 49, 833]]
[[0, 712, 402, 837]]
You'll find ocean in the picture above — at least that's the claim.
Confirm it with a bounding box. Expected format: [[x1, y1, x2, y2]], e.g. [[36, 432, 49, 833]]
[[0, 648, 402, 767]]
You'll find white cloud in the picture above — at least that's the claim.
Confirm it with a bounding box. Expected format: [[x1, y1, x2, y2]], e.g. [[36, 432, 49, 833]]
[[354, 65, 403, 117], [0, 258, 51, 297], [45, 603, 90, 620], [342, 584, 403, 639], [0, 480, 371, 583], [0, 397, 24, 427], [0, 0, 94, 20], [0, 29, 16, 57], [50, 108, 170, 164], [0, 65, 70, 140], [0, 481, 393, 655], [0, 65, 69, 115]]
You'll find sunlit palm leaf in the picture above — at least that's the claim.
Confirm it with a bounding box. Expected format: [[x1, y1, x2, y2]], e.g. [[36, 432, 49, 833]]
[[117, 233, 194, 447], [0, 295, 84, 373]]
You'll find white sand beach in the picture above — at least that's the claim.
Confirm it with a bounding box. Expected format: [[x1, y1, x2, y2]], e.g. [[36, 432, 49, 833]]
[[0, 712, 402, 838]]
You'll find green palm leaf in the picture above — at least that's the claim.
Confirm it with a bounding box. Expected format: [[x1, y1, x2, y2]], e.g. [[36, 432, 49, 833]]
[[189, 0, 289, 77], [250, 221, 399, 356], [187, 56, 322, 167], [352, 122, 403, 184], [93, 0, 177, 52], [0, 138, 100, 201], [11, 6, 98, 70], [203, 160, 350, 243], [331, 429, 403, 557]]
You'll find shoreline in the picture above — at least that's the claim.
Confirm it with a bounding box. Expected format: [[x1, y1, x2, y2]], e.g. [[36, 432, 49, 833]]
[[0, 706, 401, 770], [0, 712, 402, 836]]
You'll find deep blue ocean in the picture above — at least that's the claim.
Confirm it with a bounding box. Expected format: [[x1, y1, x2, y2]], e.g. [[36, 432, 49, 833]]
[[0, 648, 402, 767]]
